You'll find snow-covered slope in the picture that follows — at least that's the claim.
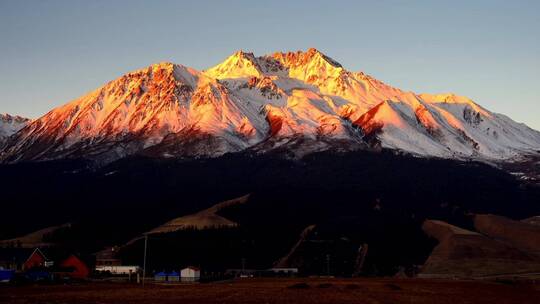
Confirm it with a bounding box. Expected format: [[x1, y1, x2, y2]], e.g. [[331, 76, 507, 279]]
[[0, 114, 30, 147], [1, 63, 268, 162], [2, 49, 540, 163]]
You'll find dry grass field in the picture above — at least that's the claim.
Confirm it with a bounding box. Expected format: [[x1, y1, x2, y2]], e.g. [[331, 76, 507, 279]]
[[1, 278, 539, 304]]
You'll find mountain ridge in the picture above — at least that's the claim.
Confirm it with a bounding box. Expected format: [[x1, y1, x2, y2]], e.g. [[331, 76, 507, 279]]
[[2, 49, 539, 164], [0, 113, 30, 147]]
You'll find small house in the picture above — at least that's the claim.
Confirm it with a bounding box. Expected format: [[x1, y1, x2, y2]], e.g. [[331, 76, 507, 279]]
[[168, 271, 180, 282], [269, 268, 298, 276], [0, 248, 47, 271], [56, 255, 90, 279], [181, 266, 200, 282], [95, 265, 140, 275], [23, 248, 48, 271], [154, 271, 167, 281]]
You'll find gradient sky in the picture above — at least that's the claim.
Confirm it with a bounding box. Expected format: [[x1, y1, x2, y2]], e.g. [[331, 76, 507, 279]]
[[1, 0, 539, 129]]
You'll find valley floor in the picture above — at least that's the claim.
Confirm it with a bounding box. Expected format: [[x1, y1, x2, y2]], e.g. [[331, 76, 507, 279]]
[[1, 278, 539, 304]]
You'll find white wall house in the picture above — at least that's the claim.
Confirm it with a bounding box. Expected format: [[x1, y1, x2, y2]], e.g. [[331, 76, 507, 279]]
[[180, 266, 200, 282], [95, 265, 140, 275]]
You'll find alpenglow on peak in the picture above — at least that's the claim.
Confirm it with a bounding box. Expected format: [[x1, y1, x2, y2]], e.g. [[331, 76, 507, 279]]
[[1, 49, 539, 164]]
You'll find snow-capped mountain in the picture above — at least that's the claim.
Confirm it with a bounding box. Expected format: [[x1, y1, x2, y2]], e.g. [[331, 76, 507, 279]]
[[2, 48, 540, 163], [0, 114, 30, 147]]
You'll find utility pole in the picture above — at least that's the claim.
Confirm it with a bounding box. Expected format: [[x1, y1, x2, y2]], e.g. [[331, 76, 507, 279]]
[[353, 244, 368, 277], [142, 234, 148, 287], [326, 254, 330, 276]]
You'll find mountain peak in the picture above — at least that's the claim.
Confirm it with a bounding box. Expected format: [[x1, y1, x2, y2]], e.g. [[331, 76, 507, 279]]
[[271, 48, 342, 69], [125, 61, 177, 77], [204, 49, 344, 80], [150, 61, 175, 68], [204, 50, 263, 79], [0, 113, 30, 124], [232, 50, 256, 59], [305, 48, 342, 68], [419, 93, 491, 118], [0, 113, 30, 144]]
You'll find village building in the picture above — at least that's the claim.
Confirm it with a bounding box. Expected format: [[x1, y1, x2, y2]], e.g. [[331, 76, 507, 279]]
[[154, 271, 167, 281], [23, 248, 48, 270], [95, 265, 140, 275], [268, 267, 299, 276], [57, 254, 90, 279], [0, 248, 48, 271], [0, 248, 91, 282], [181, 266, 200, 282], [168, 271, 180, 282]]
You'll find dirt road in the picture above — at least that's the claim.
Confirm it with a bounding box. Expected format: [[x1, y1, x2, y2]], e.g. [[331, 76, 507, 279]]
[[1, 278, 539, 304]]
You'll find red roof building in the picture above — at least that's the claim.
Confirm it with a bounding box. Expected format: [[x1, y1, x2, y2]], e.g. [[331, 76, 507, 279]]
[[22, 248, 47, 271], [58, 255, 90, 279]]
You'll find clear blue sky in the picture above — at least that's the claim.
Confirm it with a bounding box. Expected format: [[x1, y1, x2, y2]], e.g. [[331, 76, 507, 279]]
[[1, 0, 539, 129]]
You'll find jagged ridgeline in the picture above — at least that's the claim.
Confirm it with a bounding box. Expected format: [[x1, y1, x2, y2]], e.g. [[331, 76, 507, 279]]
[[2, 49, 540, 164]]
